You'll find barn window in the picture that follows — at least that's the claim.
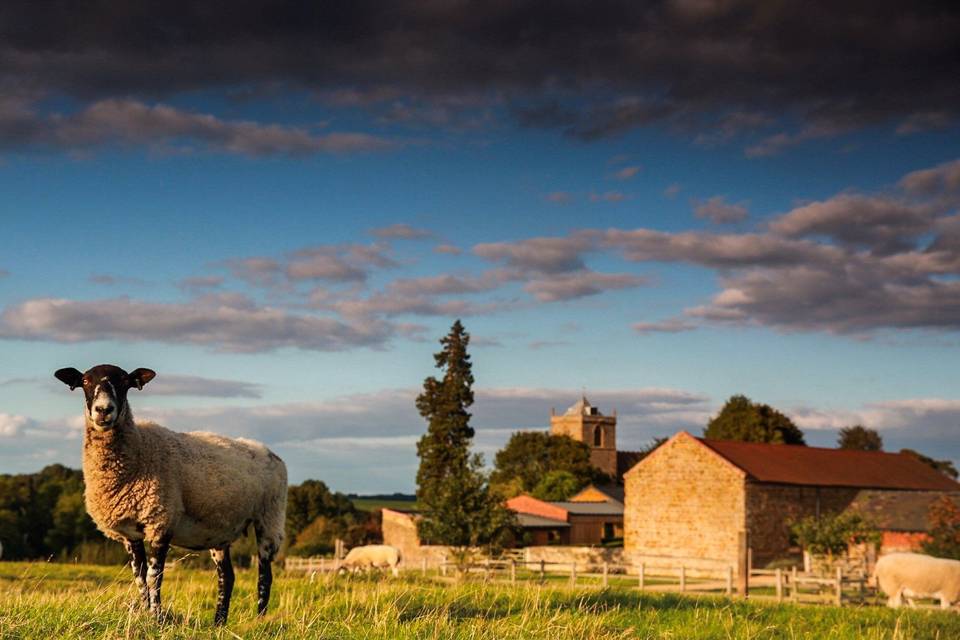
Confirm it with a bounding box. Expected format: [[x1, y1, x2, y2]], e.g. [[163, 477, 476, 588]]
[[594, 427, 602, 447]]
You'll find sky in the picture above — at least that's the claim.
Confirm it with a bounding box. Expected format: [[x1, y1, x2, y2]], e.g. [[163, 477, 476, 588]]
[[1, 1, 960, 492]]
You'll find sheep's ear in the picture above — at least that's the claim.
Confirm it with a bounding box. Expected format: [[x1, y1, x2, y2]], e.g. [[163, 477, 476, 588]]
[[54, 368, 84, 391], [128, 368, 156, 390]]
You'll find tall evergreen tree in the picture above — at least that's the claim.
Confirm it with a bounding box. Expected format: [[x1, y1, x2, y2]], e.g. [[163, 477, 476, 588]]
[[704, 394, 806, 445], [415, 320, 513, 556]]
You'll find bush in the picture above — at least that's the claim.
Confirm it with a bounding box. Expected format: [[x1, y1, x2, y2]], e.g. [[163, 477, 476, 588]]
[[789, 512, 879, 556], [922, 496, 960, 559]]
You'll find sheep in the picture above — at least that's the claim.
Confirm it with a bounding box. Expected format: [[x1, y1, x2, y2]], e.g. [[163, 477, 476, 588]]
[[338, 544, 402, 577], [874, 552, 960, 610], [54, 364, 287, 626]]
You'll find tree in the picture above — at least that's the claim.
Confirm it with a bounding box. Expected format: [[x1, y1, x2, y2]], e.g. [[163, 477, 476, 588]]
[[922, 496, 960, 560], [837, 425, 883, 451], [491, 432, 609, 496], [415, 321, 514, 563], [899, 449, 959, 479], [789, 512, 880, 557], [285, 479, 359, 546], [531, 470, 582, 501], [704, 395, 806, 445]]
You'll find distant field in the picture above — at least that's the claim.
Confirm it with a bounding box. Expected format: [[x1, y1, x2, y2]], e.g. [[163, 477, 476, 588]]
[[1, 562, 958, 639], [349, 496, 417, 512]]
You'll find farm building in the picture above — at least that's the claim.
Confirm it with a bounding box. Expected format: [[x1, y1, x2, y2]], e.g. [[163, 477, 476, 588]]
[[506, 487, 624, 545], [624, 431, 960, 572]]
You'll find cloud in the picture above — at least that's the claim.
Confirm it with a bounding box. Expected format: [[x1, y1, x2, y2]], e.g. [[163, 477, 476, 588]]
[[663, 183, 681, 199], [0, 269, 10, 278], [899, 158, 960, 202], [0, 413, 31, 437], [1, 98, 397, 156], [524, 270, 647, 302], [0, 3, 957, 151], [769, 194, 937, 255], [896, 111, 955, 135], [605, 228, 839, 269], [370, 223, 433, 240], [0, 296, 394, 352], [434, 244, 462, 255], [791, 398, 960, 466], [589, 191, 629, 203], [632, 318, 698, 334], [693, 196, 749, 224], [612, 166, 642, 181], [145, 375, 263, 399], [474, 233, 597, 273], [545, 191, 574, 204]]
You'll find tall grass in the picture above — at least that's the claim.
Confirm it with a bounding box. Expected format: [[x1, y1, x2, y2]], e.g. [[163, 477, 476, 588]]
[[0, 562, 956, 639]]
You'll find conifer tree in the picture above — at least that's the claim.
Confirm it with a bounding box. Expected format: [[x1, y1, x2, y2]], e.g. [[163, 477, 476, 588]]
[[415, 320, 513, 559]]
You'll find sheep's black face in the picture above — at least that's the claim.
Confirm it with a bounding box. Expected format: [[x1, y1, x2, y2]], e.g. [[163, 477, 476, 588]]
[[54, 364, 156, 430]]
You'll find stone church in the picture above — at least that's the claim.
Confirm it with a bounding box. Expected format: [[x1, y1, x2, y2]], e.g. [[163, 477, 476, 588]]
[[548, 396, 645, 482]]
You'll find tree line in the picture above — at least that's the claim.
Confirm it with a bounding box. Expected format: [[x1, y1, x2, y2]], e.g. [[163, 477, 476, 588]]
[[0, 467, 377, 563]]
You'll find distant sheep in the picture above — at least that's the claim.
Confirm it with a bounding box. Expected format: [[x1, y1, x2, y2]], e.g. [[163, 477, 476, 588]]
[[875, 552, 960, 609], [55, 364, 287, 626], [339, 544, 402, 577]]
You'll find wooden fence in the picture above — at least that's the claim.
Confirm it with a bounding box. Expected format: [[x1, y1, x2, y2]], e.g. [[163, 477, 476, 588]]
[[285, 555, 874, 607]]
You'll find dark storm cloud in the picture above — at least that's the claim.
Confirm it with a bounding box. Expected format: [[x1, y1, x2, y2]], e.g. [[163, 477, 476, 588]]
[[1, 1, 958, 145]]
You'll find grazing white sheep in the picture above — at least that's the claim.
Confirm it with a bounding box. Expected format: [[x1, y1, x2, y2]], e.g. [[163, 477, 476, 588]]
[[339, 544, 402, 577], [55, 364, 287, 626], [874, 552, 960, 610]]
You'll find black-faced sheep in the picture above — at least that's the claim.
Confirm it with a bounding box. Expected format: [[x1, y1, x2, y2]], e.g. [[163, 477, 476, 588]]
[[875, 552, 960, 609], [55, 364, 287, 626]]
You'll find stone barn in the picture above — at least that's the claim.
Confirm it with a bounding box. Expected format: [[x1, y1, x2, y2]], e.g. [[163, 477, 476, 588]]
[[624, 432, 960, 572]]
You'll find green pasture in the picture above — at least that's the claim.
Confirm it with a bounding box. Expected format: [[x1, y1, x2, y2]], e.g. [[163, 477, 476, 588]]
[[0, 562, 956, 639]]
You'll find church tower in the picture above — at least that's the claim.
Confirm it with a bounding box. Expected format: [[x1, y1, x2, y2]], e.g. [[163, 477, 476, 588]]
[[550, 396, 617, 478]]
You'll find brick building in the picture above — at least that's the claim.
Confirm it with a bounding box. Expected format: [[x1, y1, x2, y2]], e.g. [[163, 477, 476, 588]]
[[624, 431, 960, 570]]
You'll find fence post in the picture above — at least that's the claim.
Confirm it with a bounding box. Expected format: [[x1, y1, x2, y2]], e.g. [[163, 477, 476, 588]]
[[485, 558, 491, 582], [421, 557, 427, 576], [320, 557, 326, 573], [775, 568, 783, 603], [835, 567, 843, 607], [570, 562, 577, 587], [602, 562, 609, 588], [539, 559, 546, 584], [737, 531, 749, 598], [638, 563, 645, 591], [511, 559, 517, 585], [725, 566, 732, 596], [791, 567, 798, 602], [679, 565, 686, 592]]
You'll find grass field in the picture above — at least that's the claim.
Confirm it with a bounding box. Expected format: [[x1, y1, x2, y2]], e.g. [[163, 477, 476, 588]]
[[0, 562, 957, 639], [349, 497, 417, 512]]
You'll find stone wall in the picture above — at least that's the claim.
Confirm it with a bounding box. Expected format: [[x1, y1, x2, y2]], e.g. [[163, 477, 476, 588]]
[[624, 432, 746, 571], [745, 484, 860, 565], [523, 545, 625, 571], [381, 508, 452, 567]]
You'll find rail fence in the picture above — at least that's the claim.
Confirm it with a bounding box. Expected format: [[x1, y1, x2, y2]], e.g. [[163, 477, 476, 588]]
[[285, 555, 877, 607]]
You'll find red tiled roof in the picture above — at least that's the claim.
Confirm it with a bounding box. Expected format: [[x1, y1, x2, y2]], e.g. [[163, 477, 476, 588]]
[[697, 437, 960, 491], [506, 495, 569, 521]]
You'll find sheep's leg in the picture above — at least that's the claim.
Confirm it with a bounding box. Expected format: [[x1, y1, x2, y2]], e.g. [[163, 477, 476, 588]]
[[210, 546, 235, 626], [146, 537, 171, 619], [124, 539, 149, 609], [256, 535, 276, 616]]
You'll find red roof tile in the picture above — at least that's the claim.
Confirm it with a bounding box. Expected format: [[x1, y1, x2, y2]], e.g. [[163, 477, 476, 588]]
[[697, 437, 960, 491]]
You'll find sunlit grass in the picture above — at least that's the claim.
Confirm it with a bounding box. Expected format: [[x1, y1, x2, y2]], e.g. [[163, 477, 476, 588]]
[[0, 562, 956, 639]]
